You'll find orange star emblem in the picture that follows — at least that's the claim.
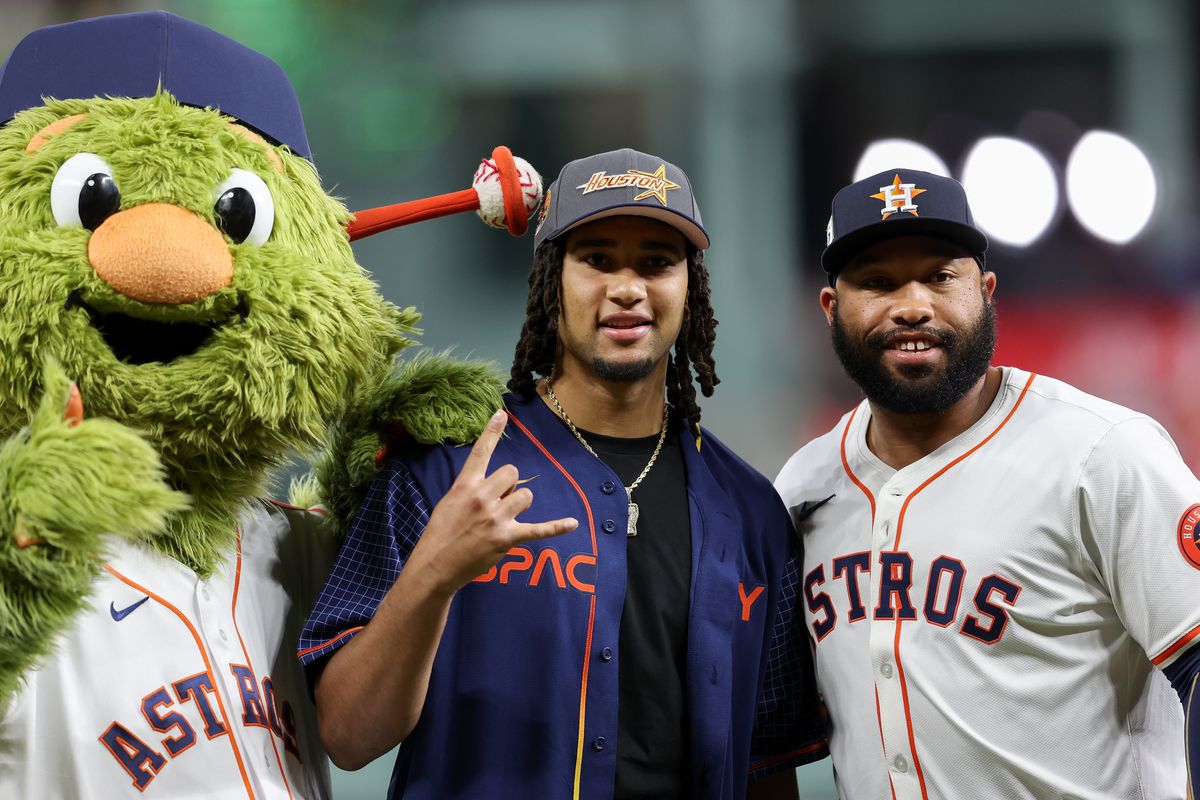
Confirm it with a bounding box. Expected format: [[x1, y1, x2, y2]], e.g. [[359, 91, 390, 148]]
[[629, 164, 681, 205], [871, 173, 927, 219]]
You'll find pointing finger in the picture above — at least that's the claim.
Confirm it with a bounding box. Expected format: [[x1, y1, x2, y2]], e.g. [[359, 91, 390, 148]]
[[513, 517, 578, 543], [460, 409, 507, 481]]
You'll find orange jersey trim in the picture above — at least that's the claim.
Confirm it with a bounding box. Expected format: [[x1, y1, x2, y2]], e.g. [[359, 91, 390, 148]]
[[840, 405, 876, 521], [888, 371, 1037, 799], [841, 406, 895, 796], [295, 626, 366, 660], [506, 409, 598, 800], [229, 528, 297, 800], [104, 563, 257, 799], [839, 374, 1037, 800], [1153, 621, 1200, 666]]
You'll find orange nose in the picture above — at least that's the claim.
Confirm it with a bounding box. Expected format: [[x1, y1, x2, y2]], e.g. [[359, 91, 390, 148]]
[[87, 203, 233, 304]]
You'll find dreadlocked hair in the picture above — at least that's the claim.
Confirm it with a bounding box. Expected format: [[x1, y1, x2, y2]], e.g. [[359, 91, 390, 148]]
[[508, 239, 719, 427]]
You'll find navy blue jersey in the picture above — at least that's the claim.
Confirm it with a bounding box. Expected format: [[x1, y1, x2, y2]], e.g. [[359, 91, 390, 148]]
[[299, 392, 826, 799]]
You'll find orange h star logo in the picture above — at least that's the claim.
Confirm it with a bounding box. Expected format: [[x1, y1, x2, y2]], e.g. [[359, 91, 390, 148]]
[[872, 174, 927, 219]]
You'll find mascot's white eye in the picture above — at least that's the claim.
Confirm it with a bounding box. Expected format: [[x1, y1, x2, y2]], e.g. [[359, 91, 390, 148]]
[[51, 152, 120, 231], [213, 168, 275, 246]]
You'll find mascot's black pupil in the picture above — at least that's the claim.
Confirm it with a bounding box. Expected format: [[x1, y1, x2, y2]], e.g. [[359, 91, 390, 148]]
[[215, 187, 256, 244], [78, 173, 120, 231]]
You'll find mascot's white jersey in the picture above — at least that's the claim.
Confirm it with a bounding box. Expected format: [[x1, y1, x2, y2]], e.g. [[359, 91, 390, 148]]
[[0, 500, 335, 799], [776, 367, 1199, 800]]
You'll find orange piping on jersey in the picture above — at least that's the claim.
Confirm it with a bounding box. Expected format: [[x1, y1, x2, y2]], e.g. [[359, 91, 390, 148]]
[[295, 626, 366, 660], [840, 404, 877, 522], [889, 371, 1037, 800], [104, 564, 258, 799], [841, 403, 893, 794], [746, 739, 827, 771], [507, 409, 598, 800], [229, 528, 297, 800], [1153, 621, 1200, 666]]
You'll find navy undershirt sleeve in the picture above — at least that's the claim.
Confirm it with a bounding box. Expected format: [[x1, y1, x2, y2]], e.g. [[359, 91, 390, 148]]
[[1161, 642, 1200, 794]]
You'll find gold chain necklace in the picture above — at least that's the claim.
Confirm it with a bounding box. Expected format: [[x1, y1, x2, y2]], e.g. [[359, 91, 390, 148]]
[[544, 379, 669, 537]]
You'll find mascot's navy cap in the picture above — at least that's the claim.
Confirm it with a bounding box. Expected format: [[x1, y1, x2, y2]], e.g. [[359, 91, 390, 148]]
[[0, 11, 312, 160]]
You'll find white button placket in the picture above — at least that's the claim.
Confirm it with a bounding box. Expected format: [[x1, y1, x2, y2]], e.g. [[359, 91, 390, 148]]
[[196, 575, 242, 750], [870, 478, 922, 800]]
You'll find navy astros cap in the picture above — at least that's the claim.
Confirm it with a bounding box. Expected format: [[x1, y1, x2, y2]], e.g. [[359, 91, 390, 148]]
[[822, 168, 987, 277], [534, 148, 709, 251], [0, 11, 311, 160]]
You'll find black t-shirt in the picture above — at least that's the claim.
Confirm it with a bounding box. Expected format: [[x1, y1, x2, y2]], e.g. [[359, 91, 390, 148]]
[[580, 420, 692, 799]]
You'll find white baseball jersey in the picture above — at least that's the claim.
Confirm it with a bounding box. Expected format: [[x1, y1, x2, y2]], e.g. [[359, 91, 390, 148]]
[[0, 499, 335, 799], [776, 367, 1199, 800]]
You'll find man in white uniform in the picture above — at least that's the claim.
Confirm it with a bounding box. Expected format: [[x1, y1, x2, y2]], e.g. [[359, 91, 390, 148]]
[[776, 167, 1200, 799]]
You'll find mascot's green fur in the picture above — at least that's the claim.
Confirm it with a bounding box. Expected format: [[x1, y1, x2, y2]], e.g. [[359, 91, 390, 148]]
[[0, 93, 502, 705]]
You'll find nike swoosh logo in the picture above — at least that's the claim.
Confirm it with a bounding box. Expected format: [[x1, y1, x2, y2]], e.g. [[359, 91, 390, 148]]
[[110, 596, 150, 622], [789, 494, 836, 527], [515, 475, 539, 486]]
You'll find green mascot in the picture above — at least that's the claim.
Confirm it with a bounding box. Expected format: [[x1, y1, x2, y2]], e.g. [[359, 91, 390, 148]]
[[0, 11, 541, 798]]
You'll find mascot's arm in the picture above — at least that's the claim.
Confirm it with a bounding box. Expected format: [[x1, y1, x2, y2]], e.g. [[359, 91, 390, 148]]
[[303, 352, 504, 536], [0, 361, 188, 705]]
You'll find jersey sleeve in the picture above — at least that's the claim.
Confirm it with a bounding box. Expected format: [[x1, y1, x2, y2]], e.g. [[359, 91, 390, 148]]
[[296, 458, 432, 676], [747, 516, 830, 779], [1077, 416, 1200, 669]]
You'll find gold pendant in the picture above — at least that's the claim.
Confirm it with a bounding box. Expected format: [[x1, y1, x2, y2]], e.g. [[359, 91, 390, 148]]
[[627, 489, 639, 537]]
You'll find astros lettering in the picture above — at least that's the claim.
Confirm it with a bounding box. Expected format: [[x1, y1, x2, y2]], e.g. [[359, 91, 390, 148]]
[[803, 551, 1020, 645], [100, 665, 300, 791]]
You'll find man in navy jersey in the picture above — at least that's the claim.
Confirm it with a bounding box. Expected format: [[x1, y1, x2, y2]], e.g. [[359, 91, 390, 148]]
[[299, 149, 827, 799]]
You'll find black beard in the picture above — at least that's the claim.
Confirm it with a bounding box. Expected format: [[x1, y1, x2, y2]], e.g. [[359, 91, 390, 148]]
[[830, 297, 997, 415], [592, 356, 658, 383]]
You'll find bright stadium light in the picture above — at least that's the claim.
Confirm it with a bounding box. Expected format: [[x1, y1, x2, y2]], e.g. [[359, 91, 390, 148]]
[[853, 139, 950, 181], [1066, 131, 1156, 244], [961, 137, 1058, 247]]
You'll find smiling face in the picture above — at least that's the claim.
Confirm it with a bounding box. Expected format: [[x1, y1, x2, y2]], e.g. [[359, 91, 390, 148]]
[[0, 93, 411, 479], [556, 215, 689, 386], [821, 235, 997, 415]]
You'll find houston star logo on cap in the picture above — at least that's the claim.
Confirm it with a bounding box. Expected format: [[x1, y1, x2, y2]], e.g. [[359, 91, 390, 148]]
[[534, 148, 709, 251], [872, 174, 927, 219], [577, 164, 680, 206]]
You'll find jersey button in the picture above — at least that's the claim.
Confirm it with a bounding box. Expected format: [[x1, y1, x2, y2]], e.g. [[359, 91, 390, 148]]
[[880, 662, 893, 679], [601, 481, 616, 495], [600, 647, 613, 662], [591, 736, 606, 751], [891, 754, 908, 773], [602, 519, 616, 533]]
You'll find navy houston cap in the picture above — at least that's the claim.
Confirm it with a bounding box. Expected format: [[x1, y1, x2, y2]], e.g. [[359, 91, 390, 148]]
[[534, 148, 709, 251], [822, 168, 987, 276], [0, 11, 311, 160]]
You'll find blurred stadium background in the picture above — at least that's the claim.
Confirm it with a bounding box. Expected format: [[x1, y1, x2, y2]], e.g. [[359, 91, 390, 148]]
[[4, 0, 1196, 796]]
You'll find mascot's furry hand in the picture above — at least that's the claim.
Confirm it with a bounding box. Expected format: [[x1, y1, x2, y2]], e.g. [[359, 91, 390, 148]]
[[307, 353, 506, 535], [0, 360, 188, 548], [0, 359, 187, 699]]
